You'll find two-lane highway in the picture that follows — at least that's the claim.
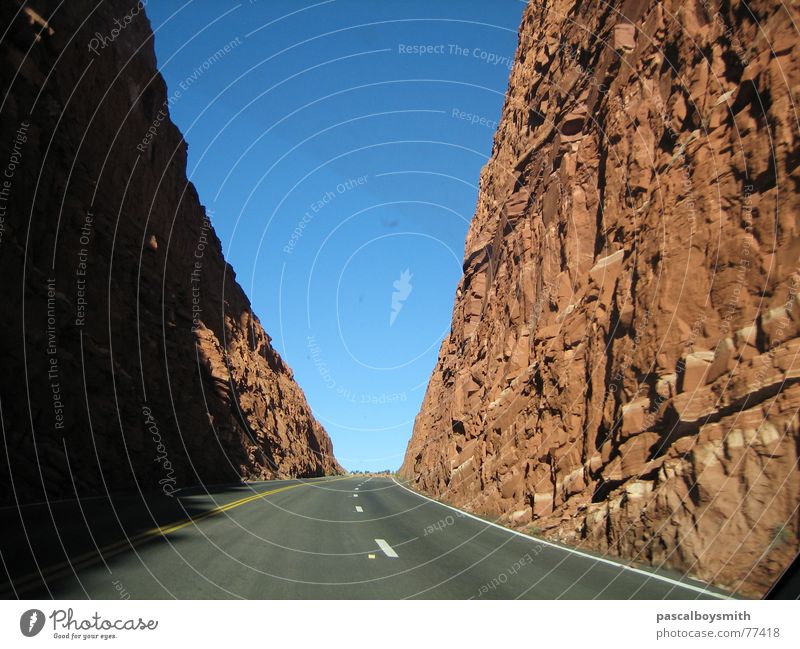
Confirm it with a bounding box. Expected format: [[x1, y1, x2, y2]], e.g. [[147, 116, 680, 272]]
[[1, 476, 730, 599]]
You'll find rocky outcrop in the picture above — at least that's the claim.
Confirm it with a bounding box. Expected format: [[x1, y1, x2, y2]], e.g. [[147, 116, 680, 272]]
[[0, 1, 341, 505], [402, 0, 800, 596]]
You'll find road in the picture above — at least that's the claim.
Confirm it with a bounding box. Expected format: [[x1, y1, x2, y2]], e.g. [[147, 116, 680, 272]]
[[0, 476, 730, 599]]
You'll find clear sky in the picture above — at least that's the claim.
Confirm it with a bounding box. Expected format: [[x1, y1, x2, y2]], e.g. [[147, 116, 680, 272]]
[[146, 0, 524, 472]]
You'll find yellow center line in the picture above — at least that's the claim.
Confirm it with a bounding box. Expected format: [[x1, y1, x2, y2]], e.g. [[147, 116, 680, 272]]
[[153, 479, 342, 536], [1, 476, 350, 595]]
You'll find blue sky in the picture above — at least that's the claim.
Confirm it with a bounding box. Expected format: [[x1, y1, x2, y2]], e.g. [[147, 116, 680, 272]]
[[146, 0, 524, 471]]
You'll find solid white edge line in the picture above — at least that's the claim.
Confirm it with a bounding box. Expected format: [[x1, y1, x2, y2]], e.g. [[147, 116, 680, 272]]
[[356, 506, 363, 512], [391, 477, 729, 600], [375, 538, 398, 558]]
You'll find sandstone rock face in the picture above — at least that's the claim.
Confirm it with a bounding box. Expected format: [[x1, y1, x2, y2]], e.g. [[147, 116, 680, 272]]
[[402, 0, 800, 596], [0, 1, 341, 504]]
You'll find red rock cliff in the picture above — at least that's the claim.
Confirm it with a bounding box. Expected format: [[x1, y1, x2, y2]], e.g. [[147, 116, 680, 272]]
[[401, 0, 800, 596], [0, 1, 341, 505]]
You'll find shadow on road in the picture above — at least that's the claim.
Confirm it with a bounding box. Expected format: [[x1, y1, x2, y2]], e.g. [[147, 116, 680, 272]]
[[0, 482, 262, 598]]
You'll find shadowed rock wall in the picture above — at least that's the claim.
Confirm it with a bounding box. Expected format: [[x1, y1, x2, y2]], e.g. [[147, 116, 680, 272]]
[[0, 1, 341, 505]]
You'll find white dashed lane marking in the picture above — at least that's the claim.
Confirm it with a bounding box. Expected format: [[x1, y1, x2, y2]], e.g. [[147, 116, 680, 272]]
[[355, 506, 363, 512], [375, 539, 398, 558]]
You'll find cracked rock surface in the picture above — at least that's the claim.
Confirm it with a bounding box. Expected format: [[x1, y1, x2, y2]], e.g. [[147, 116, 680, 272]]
[[401, 0, 800, 596]]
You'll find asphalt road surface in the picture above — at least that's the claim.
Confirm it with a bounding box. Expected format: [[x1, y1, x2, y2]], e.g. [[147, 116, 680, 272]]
[[1, 476, 731, 599]]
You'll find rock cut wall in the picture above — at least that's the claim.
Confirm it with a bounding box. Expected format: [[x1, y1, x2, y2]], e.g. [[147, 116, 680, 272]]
[[401, 0, 800, 596], [0, 0, 341, 505]]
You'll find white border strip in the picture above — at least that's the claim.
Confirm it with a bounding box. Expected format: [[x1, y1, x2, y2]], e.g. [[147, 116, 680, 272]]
[[391, 477, 729, 599]]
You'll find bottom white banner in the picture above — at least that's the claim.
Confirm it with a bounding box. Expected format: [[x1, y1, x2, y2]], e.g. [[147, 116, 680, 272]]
[[1, 600, 797, 648]]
